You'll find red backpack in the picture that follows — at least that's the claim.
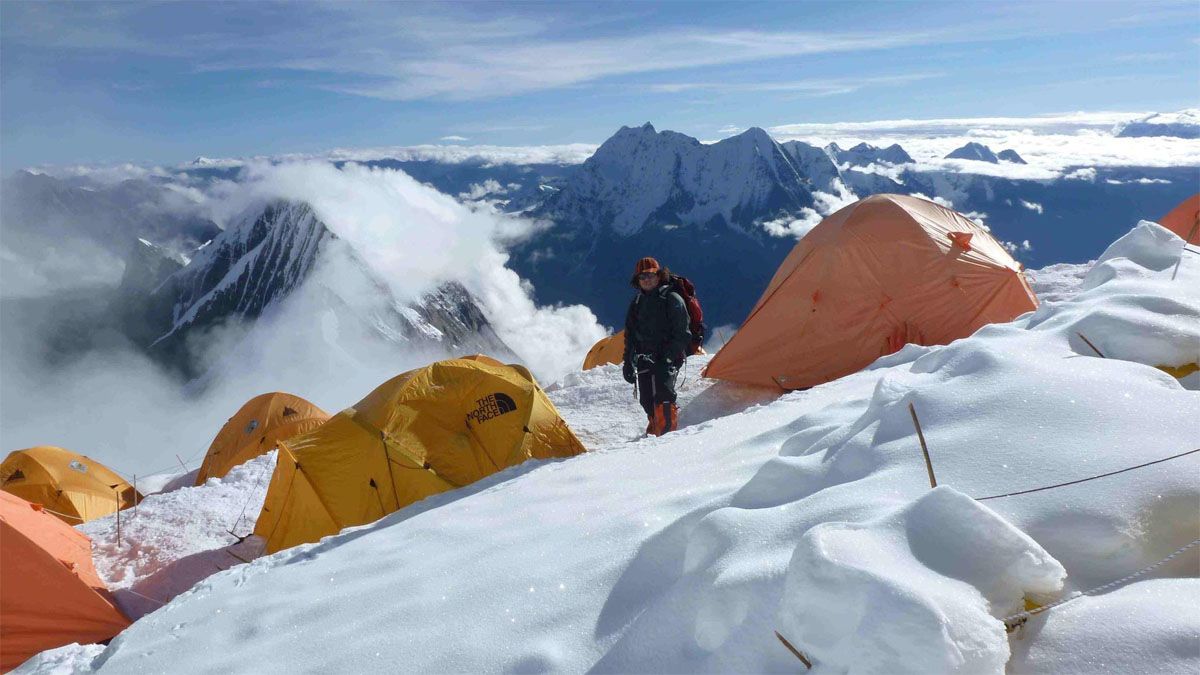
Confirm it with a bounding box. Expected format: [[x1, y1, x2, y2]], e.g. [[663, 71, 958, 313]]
[[667, 274, 705, 354]]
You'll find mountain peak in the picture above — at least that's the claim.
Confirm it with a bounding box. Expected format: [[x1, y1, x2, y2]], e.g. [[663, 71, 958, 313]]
[[827, 142, 913, 167], [997, 149, 1027, 164], [945, 142, 999, 163]]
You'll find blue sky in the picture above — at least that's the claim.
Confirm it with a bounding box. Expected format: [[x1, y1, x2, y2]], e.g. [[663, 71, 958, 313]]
[[1, 0, 1196, 171]]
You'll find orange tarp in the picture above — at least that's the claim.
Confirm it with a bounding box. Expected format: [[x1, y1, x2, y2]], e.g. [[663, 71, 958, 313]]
[[194, 392, 329, 485], [583, 331, 626, 370], [0, 447, 139, 525], [705, 194, 1038, 389], [1160, 194, 1199, 245], [0, 492, 129, 671]]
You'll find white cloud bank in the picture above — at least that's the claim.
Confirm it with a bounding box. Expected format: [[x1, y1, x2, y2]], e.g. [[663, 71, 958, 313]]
[[0, 162, 605, 472], [771, 111, 1200, 178]]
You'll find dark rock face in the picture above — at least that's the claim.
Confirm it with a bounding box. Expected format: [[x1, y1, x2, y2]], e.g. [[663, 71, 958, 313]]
[[997, 150, 1027, 165]]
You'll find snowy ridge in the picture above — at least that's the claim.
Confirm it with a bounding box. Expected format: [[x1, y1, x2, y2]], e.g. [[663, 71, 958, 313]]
[[20, 221, 1198, 674]]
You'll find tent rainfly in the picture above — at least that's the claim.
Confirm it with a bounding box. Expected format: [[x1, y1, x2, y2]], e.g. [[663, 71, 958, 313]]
[[0, 447, 140, 524], [582, 331, 626, 370], [0, 491, 130, 670], [194, 392, 330, 485], [704, 194, 1039, 390], [1159, 193, 1199, 245], [254, 355, 586, 553]]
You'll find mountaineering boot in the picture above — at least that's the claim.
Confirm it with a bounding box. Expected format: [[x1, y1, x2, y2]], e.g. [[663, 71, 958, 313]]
[[650, 402, 680, 436], [646, 416, 655, 435]]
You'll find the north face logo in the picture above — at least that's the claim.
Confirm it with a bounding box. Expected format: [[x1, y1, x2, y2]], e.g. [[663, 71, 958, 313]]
[[467, 392, 517, 424]]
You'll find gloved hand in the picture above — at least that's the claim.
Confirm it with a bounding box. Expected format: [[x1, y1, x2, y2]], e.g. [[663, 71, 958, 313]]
[[622, 360, 636, 384]]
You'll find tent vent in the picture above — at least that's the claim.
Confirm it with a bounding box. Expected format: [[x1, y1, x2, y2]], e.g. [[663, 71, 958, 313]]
[[282, 407, 298, 417], [3, 469, 25, 484]]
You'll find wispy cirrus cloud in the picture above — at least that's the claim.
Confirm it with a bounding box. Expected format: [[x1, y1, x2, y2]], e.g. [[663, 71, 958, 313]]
[[645, 73, 943, 97]]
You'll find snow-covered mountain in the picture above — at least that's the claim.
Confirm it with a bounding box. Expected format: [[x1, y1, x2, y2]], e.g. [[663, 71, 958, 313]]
[[778, 140, 843, 191], [114, 199, 510, 376], [1114, 109, 1200, 139], [946, 142, 1001, 162], [945, 143, 1028, 164], [507, 125, 824, 328], [537, 123, 817, 235], [825, 141, 914, 166]]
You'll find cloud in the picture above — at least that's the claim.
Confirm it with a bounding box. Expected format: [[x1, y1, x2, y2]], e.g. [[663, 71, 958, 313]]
[[645, 73, 942, 97], [771, 112, 1200, 177], [1019, 200, 1044, 214], [1064, 167, 1097, 181], [440, 135, 469, 142], [762, 178, 859, 239], [0, 160, 606, 473]]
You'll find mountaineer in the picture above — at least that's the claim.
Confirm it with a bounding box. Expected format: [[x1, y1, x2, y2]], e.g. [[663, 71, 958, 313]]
[[622, 257, 696, 436]]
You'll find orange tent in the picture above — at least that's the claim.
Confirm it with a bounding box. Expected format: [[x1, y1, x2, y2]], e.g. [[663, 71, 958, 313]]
[[1, 447, 139, 525], [582, 331, 626, 370], [194, 392, 329, 485], [705, 194, 1038, 389], [1, 492, 130, 671], [1159, 194, 1199, 245]]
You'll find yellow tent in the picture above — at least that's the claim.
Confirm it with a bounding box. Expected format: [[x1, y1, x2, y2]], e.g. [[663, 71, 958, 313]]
[[0, 446, 140, 524], [194, 392, 329, 485], [583, 331, 626, 370], [254, 355, 587, 553]]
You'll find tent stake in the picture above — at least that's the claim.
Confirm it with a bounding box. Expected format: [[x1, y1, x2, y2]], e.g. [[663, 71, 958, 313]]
[[909, 402, 937, 488], [114, 486, 121, 547], [774, 631, 812, 669], [1076, 332, 1105, 358]]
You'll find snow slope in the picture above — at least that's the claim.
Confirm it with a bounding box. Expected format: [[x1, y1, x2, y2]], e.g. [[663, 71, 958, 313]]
[[17, 222, 1200, 674]]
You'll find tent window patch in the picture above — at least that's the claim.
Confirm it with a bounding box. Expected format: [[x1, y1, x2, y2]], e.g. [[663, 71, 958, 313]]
[[68, 461, 88, 474], [466, 393, 518, 424], [245, 420, 260, 434]]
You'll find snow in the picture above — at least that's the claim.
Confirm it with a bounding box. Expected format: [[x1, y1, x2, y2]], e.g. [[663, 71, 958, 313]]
[[77, 454, 275, 619], [1009, 579, 1200, 674], [17, 222, 1200, 674], [778, 487, 1064, 674]]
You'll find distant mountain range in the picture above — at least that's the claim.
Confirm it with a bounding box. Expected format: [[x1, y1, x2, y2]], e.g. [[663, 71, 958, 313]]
[[5, 116, 1196, 353]]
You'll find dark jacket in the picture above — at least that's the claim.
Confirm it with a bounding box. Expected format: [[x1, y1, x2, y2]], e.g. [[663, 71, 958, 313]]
[[624, 284, 691, 366]]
